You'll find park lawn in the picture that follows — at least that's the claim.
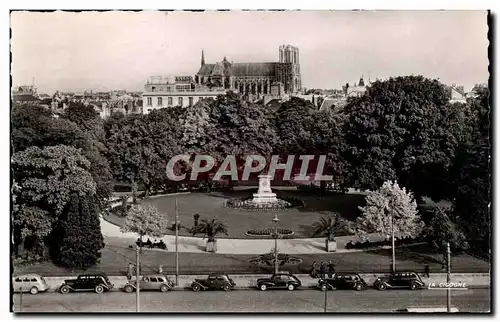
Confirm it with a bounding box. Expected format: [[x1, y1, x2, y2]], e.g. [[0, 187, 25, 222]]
[[104, 190, 366, 239], [15, 239, 489, 277]]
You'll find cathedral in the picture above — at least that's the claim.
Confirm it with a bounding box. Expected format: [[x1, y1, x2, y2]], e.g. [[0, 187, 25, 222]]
[[194, 45, 302, 98]]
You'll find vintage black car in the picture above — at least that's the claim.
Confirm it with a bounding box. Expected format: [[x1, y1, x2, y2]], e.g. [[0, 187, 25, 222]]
[[59, 274, 114, 294], [191, 274, 236, 291], [256, 272, 302, 291], [123, 275, 174, 293], [373, 271, 425, 291], [317, 273, 368, 291]]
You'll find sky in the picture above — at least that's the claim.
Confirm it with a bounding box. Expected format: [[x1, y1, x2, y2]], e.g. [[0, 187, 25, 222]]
[[10, 10, 489, 94]]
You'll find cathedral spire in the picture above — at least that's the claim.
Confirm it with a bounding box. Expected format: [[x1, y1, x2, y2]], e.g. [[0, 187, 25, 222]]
[[201, 49, 205, 67]]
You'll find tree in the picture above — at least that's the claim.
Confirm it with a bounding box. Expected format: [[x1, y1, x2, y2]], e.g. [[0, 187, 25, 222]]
[[180, 99, 215, 153], [61, 102, 101, 140], [11, 104, 89, 153], [424, 206, 469, 254], [202, 92, 278, 187], [55, 194, 105, 269], [104, 110, 182, 199], [191, 218, 229, 242], [12, 145, 96, 257], [12, 103, 113, 212], [451, 85, 491, 253], [312, 213, 353, 241], [357, 180, 423, 238], [274, 97, 345, 189], [121, 205, 170, 249], [356, 180, 424, 271], [208, 92, 278, 157], [343, 76, 466, 201]]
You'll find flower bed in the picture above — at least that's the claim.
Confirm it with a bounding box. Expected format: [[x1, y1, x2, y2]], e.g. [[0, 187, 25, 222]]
[[225, 196, 305, 211], [245, 228, 294, 237]]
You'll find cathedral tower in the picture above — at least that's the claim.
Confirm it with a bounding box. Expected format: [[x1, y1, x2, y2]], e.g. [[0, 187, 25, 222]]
[[201, 49, 205, 66], [277, 45, 301, 93]]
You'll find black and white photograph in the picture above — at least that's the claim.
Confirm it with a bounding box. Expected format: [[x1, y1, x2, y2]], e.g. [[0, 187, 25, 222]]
[[8, 8, 491, 314]]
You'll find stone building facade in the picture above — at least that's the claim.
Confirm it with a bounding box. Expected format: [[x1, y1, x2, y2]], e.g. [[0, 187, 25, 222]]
[[194, 45, 301, 99], [142, 75, 225, 114]]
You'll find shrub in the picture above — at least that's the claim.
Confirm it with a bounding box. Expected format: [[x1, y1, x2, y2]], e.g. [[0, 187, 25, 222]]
[[246, 228, 294, 236]]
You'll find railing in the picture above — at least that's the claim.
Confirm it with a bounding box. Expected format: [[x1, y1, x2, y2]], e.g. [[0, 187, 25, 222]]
[[143, 88, 227, 94]]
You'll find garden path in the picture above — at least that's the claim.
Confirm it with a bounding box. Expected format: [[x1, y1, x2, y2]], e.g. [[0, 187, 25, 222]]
[[100, 216, 385, 255]]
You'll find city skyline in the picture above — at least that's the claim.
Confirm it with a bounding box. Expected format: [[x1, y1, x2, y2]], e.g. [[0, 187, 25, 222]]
[[11, 10, 489, 94]]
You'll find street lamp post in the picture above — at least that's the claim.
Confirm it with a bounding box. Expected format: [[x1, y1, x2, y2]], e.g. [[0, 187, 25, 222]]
[[272, 214, 280, 274], [324, 283, 328, 312], [175, 197, 179, 286], [391, 214, 395, 273], [447, 242, 451, 312], [135, 245, 140, 312]]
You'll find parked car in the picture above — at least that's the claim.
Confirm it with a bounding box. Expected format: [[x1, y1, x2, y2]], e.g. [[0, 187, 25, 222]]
[[317, 273, 368, 291], [256, 272, 302, 291], [191, 274, 235, 291], [12, 274, 50, 295], [59, 274, 114, 294], [373, 272, 425, 291], [123, 275, 174, 293]]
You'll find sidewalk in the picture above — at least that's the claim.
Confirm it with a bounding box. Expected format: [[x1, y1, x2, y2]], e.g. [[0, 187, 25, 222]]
[[101, 217, 384, 255], [33, 273, 491, 292]]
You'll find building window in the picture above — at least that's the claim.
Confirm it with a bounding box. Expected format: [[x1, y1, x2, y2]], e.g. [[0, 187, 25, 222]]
[[168, 97, 173, 106], [178, 97, 183, 106], [158, 97, 163, 106], [189, 97, 193, 107], [147, 97, 152, 106]]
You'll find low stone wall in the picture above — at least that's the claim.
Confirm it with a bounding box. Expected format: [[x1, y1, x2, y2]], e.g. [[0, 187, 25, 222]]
[[109, 192, 191, 208], [36, 273, 490, 293]]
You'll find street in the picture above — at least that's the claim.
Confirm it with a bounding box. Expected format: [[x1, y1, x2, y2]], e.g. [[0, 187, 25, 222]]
[[12, 288, 490, 313]]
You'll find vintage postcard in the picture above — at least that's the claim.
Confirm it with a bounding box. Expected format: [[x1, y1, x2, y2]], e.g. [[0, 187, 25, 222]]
[[10, 10, 490, 314]]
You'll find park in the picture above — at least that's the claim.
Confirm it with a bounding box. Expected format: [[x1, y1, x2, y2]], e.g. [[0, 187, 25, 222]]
[[11, 77, 490, 284]]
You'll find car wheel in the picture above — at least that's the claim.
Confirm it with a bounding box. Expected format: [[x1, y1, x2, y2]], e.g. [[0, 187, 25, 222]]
[[377, 283, 387, 291], [320, 284, 328, 292], [60, 285, 70, 294], [410, 282, 419, 290], [95, 285, 104, 294], [259, 284, 267, 291], [192, 284, 201, 292], [29, 286, 39, 295], [223, 283, 231, 291], [355, 283, 363, 291], [287, 284, 295, 291], [124, 285, 134, 293], [160, 284, 169, 292]]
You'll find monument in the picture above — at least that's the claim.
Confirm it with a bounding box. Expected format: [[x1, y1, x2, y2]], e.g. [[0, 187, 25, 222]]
[[252, 174, 278, 204], [226, 173, 296, 209]]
